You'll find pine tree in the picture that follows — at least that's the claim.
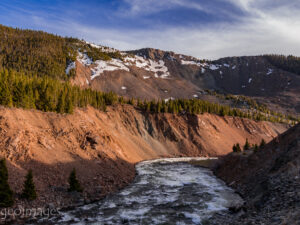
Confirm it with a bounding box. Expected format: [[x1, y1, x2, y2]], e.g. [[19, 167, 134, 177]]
[[146, 102, 151, 112], [118, 96, 125, 104], [254, 144, 259, 152], [0, 81, 13, 107], [236, 143, 241, 152], [21, 170, 37, 200], [0, 159, 14, 207], [243, 138, 250, 150], [137, 99, 142, 108], [220, 107, 225, 116], [68, 168, 83, 192], [65, 92, 74, 114], [130, 98, 135, 106], [56, 92, 66, 113], [157, 101, 162, 113], [232, 144, 237, 152], [260, 139, 266, 148]]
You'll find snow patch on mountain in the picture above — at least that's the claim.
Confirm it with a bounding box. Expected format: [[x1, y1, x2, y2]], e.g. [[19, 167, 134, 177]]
[[85, 42, 117, 53], [90, 59, 129, 80], [209, 64, 219, 70], [181, 60, 197, 65], [78, 52, 129, 80], [267, 69, 273, 75], [65, 61, 76, 74], [166, 55, 176, 61], [164, 97, 175, 102], [181, 60, 207, 69], [124, 56, 171, 79], [78, 52, 172, 80], [78, 52, 93, 66]]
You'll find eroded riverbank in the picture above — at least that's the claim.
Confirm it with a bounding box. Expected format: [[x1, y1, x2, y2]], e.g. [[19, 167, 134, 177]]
[[0, 105, 286, 213], [33, 158, 243, 225]]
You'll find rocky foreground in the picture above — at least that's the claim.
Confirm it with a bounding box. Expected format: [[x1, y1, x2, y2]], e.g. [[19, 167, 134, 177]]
[[214, 123, 300, 225]]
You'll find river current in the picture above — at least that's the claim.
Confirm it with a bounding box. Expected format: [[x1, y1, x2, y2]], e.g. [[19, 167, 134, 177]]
[[38, 157, 243, 225]]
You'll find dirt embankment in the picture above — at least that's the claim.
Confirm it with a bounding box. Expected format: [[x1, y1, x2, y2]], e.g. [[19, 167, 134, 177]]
[[214, 123, 300, 224], [0, 105, 287, 209]]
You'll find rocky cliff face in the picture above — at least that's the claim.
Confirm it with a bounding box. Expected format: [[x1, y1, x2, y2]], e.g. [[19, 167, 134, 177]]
[[214, 123, 300, 224], [72, 48, 300, 116], [0, 105, 287, 209]]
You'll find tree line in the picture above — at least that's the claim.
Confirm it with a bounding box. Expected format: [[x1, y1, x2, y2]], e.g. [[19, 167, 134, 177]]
[[233, 139, 266, 153], [205, 90, 299, 124], [135, 98, 298, 123], [264, 54, 300, 76], [0, 68, 298, 124], [0, 69, 118, 113], [0, 24, 122, 81]]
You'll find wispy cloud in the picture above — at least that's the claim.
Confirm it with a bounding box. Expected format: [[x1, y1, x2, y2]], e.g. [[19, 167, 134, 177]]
[[0, 0, 299, 59], [122, 0, 205, 15]]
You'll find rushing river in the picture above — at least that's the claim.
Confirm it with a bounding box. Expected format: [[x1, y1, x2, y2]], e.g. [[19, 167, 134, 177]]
[[38, 158, 243, 225]]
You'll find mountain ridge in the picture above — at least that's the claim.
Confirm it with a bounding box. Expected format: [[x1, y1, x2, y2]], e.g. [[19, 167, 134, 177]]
[[0, 24, 299, 119], [74, 47, 300, 116], [0, 24, 299, 123]]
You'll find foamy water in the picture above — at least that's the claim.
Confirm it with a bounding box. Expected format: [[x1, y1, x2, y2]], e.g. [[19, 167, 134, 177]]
[[37, 158, 243, 225]]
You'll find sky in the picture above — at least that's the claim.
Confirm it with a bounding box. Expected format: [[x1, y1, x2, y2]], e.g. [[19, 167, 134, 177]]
[[0, 0, 300, 59]]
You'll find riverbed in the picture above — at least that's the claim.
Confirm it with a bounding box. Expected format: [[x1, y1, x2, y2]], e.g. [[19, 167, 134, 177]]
[[37, 158, 243, 225]]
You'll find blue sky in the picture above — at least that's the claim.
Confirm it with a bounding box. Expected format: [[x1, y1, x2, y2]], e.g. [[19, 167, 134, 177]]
[[0, 0, 300, 59]]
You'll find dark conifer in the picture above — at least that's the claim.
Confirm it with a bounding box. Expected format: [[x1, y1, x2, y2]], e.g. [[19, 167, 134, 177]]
[[244, 138, 250, 150], [68, 168, 83, 192], [236, 143, 241, 152], [21, 170, 37, 200], [232, 144, 237, 152], [254, 144, 259, 152], [65, 92, 74, 114], [0, 159, 14, 207], [260, 139, 266, 148]]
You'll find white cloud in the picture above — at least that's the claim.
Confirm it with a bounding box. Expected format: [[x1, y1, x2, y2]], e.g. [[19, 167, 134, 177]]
[[68, 1, 300, 59], [122, 0, 205, 16], [2, 0, 300, 59], [58, 3, 300, 60], [52, 18, 299, 60]]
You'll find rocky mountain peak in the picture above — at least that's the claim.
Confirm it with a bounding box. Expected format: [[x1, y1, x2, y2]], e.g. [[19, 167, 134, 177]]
[[126, 48, 173, 61]]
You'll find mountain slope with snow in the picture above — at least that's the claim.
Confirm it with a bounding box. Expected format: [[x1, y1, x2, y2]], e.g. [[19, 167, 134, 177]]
[[71, 47, 300, 116], [0, 24, 298, 116]]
